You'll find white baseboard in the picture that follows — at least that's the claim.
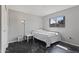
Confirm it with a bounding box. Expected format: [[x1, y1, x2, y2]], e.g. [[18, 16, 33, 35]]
[[8, 39, 18, 43], [61, 40, 79, 47]]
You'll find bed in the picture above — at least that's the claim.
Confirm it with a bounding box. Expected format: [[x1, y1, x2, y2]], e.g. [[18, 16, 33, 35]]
[[32, 29, 61, 47]]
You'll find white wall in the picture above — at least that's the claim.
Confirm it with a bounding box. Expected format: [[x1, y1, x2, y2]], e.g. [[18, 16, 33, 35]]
[[1, 5, 8, 52], [8, 9, 43, 43], [43, 6, 79, 46], [0, 5, 1, 52]]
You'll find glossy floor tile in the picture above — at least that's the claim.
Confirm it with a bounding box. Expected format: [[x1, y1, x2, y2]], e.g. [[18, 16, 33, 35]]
[[6, 38, 79, 53]]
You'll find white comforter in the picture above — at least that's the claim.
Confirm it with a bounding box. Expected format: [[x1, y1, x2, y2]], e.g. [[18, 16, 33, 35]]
[[32, 29, 61, 47]]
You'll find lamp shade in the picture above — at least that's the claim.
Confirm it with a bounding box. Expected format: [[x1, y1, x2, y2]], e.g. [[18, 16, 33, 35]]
[[21, 20, 24, 23]]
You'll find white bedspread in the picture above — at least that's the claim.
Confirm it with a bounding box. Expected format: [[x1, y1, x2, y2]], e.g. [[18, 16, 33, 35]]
[[32, 29, 61, 47]]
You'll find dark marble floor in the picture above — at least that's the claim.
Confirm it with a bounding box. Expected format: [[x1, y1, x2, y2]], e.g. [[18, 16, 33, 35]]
[[6, 39, 47, 53], [6, 38, 79, 53], [47, 41, 79, 53]]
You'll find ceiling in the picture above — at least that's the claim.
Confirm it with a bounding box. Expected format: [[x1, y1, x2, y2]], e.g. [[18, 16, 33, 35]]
[[7, 5, 76, 16]]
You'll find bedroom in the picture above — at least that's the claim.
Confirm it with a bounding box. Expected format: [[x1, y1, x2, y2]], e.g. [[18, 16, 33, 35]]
[[1, 5, 79, 53]]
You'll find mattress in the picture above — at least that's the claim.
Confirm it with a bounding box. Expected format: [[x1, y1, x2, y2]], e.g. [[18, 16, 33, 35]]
[[32, 29, 61, 47]]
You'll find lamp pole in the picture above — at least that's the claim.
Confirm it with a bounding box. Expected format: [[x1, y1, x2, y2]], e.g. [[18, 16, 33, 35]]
[[23, 19, 26, 40]]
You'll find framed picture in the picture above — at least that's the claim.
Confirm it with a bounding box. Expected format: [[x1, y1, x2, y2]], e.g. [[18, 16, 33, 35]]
[[49, 16, 65, 27]]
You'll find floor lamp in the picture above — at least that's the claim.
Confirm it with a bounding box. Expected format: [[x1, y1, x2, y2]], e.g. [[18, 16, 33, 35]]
[[21, 19, 26, 40]]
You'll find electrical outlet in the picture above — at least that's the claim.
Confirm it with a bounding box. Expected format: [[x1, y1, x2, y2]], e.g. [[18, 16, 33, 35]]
[[69, 37, 72, 39]]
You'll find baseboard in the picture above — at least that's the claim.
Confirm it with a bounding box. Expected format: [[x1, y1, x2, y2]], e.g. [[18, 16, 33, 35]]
[[8, 39, 18, 43], [61, 40, 79, 47], [8, 38, 24, 43]]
